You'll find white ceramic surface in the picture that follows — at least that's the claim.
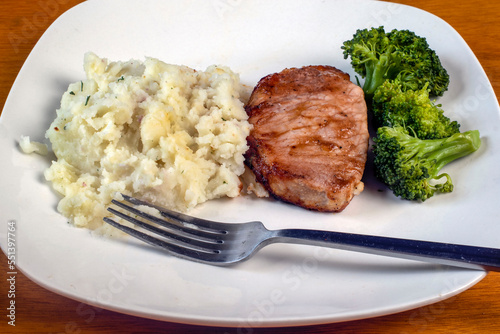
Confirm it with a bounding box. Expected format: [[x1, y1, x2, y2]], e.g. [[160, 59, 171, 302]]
[[1, 0, 499, 328]]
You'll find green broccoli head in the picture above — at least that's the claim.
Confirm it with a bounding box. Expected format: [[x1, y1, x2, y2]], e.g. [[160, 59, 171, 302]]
[[373, 126, 481, 201], [372, 79, 460, 139], [342, 26, 450, 97]]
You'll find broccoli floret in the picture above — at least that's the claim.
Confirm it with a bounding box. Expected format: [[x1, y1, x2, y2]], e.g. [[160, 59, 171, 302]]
[[373, 126, 481, 201], [342, 26, 450, 97], [372, 80, 460, 139]]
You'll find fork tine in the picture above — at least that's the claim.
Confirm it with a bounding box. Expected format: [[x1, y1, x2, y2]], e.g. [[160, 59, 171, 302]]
[[110, 198, 227, 241], [106, 206, 221, 251], [103, 217, 222, 263], [120, 194, 237, 232], [105, 194, 260, 265]]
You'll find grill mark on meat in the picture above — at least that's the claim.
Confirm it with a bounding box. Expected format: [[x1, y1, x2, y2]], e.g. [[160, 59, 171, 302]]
[[244, 65, 369, 212]]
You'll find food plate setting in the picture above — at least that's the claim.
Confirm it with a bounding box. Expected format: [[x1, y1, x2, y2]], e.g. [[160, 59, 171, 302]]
[[1, 0, 499, 328]]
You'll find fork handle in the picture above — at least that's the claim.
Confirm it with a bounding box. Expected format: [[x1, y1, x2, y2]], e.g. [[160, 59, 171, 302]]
[[271, 229, 500, 271]]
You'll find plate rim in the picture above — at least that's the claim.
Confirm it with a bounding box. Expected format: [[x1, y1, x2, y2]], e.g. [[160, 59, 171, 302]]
[[0, 0, 495, 327]]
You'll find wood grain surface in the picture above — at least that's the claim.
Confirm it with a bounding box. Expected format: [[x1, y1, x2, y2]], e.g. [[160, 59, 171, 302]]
[[1, 0, 499, 333]]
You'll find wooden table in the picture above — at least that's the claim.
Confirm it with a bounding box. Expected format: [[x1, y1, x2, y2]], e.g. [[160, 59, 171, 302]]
[[1, 1, 499, 333]]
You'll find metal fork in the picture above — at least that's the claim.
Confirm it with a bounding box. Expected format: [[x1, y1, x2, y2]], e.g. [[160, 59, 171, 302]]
[[103, 194, 500, 271]]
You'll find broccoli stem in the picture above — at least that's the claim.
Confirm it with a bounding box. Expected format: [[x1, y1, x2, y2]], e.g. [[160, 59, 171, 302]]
[[363, 56, 388, 96], [363, 46, 395, 96], [425, 130, 481, 175], [405, 130, 481, 177]]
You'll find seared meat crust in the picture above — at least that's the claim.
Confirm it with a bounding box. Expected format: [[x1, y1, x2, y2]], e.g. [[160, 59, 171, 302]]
[[244, 65, 369, 211]]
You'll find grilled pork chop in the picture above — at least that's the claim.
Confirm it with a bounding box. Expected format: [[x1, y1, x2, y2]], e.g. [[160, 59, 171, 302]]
[[244, 65, 369, 211]]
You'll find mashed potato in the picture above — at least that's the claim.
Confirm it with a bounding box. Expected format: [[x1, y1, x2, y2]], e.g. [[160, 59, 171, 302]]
[[43, 52, 251, 230], [19, 135, 48, 155]]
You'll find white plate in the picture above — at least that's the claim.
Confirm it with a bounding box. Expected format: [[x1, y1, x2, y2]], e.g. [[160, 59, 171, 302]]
[[1, 0, 499, 328]]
